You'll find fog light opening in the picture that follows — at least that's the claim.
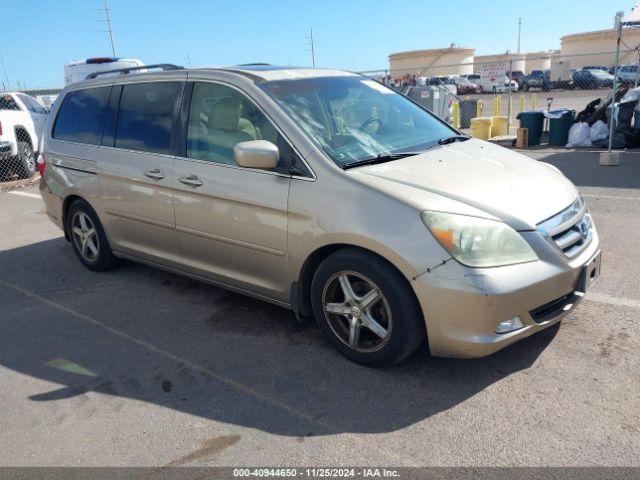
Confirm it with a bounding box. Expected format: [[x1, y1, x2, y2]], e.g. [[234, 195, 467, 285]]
[[495, 316, 524, 334]]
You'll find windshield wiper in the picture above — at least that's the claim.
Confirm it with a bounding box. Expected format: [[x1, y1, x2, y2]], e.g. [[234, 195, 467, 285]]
[[341, 152, 421, 170], [438, 135, 471, 145]]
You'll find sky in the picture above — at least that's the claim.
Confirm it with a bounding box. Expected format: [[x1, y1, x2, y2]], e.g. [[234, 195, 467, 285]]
[[0, 0, 636, 89]]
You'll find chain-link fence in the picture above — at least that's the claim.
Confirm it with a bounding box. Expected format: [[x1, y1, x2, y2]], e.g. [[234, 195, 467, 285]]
[[0, 90, 59, 185], [361, 48, 640, 148]]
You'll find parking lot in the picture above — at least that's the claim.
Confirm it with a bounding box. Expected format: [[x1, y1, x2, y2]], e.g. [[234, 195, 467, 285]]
[[1, 149, 639, 467]]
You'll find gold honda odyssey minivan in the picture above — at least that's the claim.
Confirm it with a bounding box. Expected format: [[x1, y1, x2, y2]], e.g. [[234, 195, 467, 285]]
[[39, 64, 601, 366]]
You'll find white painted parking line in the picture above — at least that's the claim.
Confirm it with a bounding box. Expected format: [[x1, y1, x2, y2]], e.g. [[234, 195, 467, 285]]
[[582, 193, 640, 201], [8, 191, 41, 199], [585, 291, 640, 310]]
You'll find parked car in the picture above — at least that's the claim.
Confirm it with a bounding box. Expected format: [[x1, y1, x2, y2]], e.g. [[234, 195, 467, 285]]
[[617, 64, 639, 84], [64, 57, 145, 85], [451, 77, 481, 95], [0, 92, 48, 178], [529, 70, 552, 91], [572, 69, 615, 89], [507, 70, 526, 89], [523, 74, 543, 91], [582, 66, 609, 72], [426, 77, 458, 95], [463, 74, 511, 93], [39, 65, 601, 366]]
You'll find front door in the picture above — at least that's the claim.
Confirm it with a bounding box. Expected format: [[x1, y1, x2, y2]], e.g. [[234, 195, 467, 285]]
[[173, 81, 291, 302]]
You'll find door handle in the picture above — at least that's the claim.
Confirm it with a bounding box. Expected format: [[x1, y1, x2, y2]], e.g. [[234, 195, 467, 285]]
[[144, 168, 165, 180], [178, 174, 203, 187]]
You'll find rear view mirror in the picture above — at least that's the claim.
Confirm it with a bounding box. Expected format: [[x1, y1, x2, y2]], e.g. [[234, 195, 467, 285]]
[[233, 140, 279, 170]]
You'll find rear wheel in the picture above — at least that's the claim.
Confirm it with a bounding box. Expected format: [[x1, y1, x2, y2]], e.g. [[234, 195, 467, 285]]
[[311, 249, 426, 367], [67, 200, 118, 272], [16, 141, 36, 178]]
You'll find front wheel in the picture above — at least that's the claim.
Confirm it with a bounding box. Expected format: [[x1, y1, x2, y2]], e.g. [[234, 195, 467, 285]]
[[311, 249, 426, 367]]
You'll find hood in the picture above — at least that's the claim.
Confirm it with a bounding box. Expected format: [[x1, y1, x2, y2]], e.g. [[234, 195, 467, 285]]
[[351, 139, 578, 230]]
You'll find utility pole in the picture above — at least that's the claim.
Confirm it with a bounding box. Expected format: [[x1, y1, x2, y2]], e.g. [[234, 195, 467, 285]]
[[307, 28, 316, 67], [0, 51, 10, 90], [517, 17, 522, 53], [98, 0, 117, 56]]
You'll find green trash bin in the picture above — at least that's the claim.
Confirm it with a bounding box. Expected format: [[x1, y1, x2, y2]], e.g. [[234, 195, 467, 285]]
[[516, 111, 545, 146], [548, 109, 576, 146]]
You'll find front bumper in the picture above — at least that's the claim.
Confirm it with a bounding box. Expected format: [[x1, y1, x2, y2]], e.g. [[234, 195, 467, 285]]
[[411, 227, 600, 358]]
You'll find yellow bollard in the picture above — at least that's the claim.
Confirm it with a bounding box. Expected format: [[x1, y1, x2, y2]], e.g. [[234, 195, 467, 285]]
[[531, 93, 537, 110], [477, 99, 483, 117], [519, 95, 525, 113], [452, 102, 460, 130]]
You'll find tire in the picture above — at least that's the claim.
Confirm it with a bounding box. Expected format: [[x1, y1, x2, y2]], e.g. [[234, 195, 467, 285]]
[[310, 248, 426, 367], [16, 141, 36, 179], [66, 199, 118, 272]]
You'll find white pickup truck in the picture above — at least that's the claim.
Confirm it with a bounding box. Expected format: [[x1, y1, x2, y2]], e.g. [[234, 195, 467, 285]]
[[0, 92, 48, 179]]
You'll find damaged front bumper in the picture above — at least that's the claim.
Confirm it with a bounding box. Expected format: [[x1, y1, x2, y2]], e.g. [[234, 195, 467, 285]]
[[410, 229, 601, 358]]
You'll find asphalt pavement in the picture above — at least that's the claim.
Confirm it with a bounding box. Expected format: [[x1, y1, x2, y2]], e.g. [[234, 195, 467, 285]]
[[0, 149, 638, 467]]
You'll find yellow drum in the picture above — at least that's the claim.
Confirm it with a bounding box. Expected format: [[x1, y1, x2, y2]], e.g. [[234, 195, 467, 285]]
[[471, 117, 492, 140], [491, 116, 508, 136]]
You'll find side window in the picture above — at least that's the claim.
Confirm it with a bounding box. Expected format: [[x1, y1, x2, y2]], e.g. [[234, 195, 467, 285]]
[[115, 82, 180, 155], [17, 94, 47, 114], [52, 87, 111, 145], [186, 82, 281, 168], [0, 94, 22, 111]]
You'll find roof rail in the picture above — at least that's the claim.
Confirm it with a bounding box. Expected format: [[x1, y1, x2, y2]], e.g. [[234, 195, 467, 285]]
[[85, 63, 183, 80], [236, 63, 271, 66]]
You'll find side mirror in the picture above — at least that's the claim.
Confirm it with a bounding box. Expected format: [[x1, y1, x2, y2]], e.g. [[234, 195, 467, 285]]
[[233, 140, 279, 170]]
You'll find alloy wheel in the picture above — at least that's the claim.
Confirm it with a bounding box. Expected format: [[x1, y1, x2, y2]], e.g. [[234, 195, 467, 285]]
[[19, 143, 36, 175], [71, 211, 99, 262], [322, 271, 392, 352]]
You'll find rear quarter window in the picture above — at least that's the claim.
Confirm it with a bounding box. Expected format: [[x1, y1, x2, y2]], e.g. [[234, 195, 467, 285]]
[[52, 87, 111, 145]]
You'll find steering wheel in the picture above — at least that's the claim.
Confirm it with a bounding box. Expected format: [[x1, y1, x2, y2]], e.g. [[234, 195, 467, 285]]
[[358, 117, 384, 132]]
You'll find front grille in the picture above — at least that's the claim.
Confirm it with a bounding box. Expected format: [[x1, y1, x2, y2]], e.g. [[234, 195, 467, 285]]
[[537, 197, 593, 258]]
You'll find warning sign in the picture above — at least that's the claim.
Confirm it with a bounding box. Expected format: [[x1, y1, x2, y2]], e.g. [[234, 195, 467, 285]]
[[479, 61, 509, 82]]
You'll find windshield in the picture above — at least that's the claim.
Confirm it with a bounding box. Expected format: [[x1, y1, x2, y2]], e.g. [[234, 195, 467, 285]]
[[259, 76, 455, 166]]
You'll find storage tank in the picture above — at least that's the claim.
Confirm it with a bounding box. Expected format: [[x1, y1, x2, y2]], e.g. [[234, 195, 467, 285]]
[[561, 28, 640, 70], [525, 51, 554, 73], [474, 53, 526, 74], [388, 46, 475, 78]]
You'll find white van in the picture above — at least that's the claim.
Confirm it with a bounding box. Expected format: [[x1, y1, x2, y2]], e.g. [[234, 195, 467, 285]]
[[63, 57, 144, 85]]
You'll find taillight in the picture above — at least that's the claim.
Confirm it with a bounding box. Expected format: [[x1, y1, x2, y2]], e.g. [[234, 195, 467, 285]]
[[37, 153, 46, 175]]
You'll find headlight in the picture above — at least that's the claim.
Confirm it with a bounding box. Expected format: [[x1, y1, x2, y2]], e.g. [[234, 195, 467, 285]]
[[421, 211, 538, 268]]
